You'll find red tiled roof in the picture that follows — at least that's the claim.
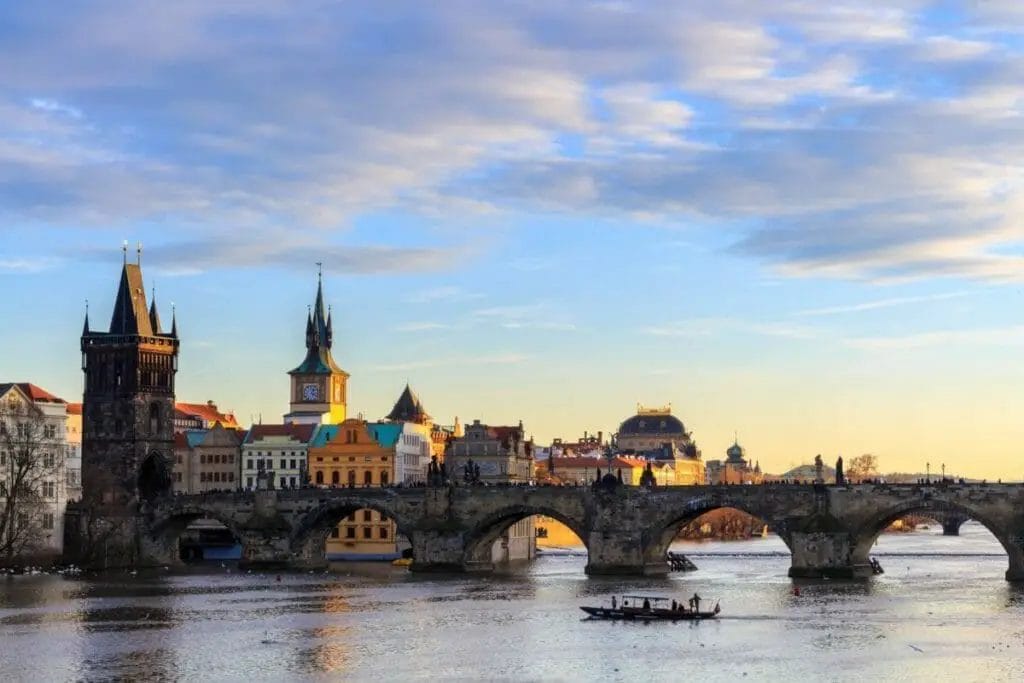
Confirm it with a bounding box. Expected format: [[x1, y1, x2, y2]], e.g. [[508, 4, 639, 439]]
[[175, 401, 240, 428], [244, 423, 316, 444], [66, 402, 83, 415], [0, 383, 66, 404]]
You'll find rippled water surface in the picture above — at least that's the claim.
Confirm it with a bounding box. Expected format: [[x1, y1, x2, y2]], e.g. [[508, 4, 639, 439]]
[[2, 522, 1023, 682]]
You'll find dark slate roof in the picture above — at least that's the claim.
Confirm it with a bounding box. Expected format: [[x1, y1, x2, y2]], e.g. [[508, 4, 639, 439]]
[[386, 384, 431, 423], [618, 413, 685, 435], [109, 263, 153, 336]]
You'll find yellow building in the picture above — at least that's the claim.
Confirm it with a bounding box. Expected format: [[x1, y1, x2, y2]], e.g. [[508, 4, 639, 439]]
[[308, 419, 399, 560], [616, 404, 705, 485]]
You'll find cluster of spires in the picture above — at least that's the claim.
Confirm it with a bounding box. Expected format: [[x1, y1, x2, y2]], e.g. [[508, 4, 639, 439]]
[[82, 242, 177, 339], [304, 263, 333, 351]]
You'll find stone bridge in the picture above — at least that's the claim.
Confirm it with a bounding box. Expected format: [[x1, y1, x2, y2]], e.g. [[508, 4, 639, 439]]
[[137, 483, 1024, 581]]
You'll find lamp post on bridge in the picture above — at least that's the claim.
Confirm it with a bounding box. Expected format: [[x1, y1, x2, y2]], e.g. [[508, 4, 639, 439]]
[[926, 462, 930, 484], [942, 463, 945, 482]]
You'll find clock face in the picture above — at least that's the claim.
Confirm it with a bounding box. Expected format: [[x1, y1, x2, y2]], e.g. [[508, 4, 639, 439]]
[[302, 383, 320, 401]]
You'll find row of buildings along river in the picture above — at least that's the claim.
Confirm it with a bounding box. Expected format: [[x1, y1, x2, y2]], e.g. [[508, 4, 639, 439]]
[[1, 255, 775, 566]]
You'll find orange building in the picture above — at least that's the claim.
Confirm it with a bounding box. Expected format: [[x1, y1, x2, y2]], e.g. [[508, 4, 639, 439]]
[[307, 419, 398, 559]]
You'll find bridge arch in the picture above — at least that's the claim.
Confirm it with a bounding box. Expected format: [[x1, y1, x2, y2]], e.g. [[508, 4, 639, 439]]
[[462, 504, 589, 570], [640, 497, 790, 568], [146, 505, 249, 564], [289, 499, 417, 564], [851, 498, 1024, 581]]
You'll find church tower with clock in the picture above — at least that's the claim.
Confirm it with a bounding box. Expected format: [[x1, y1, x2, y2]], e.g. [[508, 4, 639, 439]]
[[284, 270, 349, 425]]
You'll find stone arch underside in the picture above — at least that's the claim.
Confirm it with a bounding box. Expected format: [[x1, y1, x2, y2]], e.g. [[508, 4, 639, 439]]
[[145, 507, 248, 564], [288, 500, 416, 560], [461, 505, 589, 567], [641, 500, 791, 566], [850, 499, 1024, 579]]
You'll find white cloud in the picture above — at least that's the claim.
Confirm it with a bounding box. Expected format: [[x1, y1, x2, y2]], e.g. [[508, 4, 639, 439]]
[[793, 291, 968, 317]]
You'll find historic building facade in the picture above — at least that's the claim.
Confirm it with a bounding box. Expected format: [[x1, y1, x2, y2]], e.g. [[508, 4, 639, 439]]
[[616, 405, 705, 485], [172, 424, 244, 494], [0, 383, 71, 557], [445, 419, 535, 483], [706, 440, 763, 485], [79, 255, 179, 506], [284, 272, 348, 425], [240, 423, 314, 491], [307, 420, 398, 559], [382, 384, 433, 485], [64, 402, 82, 503]]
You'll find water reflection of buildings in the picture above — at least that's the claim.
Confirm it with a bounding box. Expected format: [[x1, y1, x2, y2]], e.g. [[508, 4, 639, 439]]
[[306, 590, 353, 675]]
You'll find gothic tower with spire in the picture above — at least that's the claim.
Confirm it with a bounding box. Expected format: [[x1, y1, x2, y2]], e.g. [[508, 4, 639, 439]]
[[284, 269, 349, 425], [80, 248, 179, 507]]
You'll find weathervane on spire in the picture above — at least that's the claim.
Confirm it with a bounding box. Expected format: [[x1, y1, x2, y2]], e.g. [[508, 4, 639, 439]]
[[122, 240, 128, 264], [137, 241, 142, 265], [316, 261, 323, 280]]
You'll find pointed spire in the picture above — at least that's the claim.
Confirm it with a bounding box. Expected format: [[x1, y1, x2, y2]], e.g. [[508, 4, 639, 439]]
[[326, 305, 333, 348], [312, 264, 329, 348], [109, 254, 152, 336], [170, 303, 178, 338], [82, 299, 90, 336], [305, 306, 314, 349], [149, 286, 162, 334]]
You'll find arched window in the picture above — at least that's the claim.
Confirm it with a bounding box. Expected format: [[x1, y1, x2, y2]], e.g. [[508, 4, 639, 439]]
[[380, 471, 389, 487], [315, 471, 324, 485], [331, 471, 340, 485], [348, 470, 356, 486], [363, 470, 372, 486]]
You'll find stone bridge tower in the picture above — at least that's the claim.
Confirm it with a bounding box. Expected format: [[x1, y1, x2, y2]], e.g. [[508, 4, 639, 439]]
[[80, 248, 179, 508]]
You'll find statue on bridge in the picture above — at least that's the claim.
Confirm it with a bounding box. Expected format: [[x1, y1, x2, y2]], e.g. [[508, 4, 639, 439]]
[[814, 454, 824, 484], [835, 456, 844, 486]]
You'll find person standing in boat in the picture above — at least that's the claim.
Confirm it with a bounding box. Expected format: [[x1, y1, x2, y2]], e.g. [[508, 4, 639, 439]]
[[691, 593, 702, 613], [642, 598, 651, 610], [611, 596, 617, 610]]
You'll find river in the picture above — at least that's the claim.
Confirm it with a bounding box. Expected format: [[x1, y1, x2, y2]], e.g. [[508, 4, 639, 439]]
[[2, 522, 1022, 682]]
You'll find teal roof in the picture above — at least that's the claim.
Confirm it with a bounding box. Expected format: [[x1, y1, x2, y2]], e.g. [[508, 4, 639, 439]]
[[185, 429, 207, 448], [311, 424, 339, 448], [367, 422, 402, 448]]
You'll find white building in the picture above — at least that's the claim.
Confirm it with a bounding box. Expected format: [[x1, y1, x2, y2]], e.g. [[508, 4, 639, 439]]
[[366, 421, 432, 485], [241, 423, 315, 491], [0, 383, 70, 558]]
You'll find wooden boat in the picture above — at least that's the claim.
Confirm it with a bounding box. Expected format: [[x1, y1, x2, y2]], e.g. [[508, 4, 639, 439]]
[[580, 595, 720, 621]]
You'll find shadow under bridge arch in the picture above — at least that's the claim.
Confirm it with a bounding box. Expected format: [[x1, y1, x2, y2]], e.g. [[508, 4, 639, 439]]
[[289, 499, 417, 568], [641, 496, 790, 568], [462, 505, 590, 572], [146, 506, 249, 564]]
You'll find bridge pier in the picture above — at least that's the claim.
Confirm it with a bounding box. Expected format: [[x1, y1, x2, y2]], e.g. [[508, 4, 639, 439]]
[[788, 531, 872, 580], [585, 531, 666, 577], [408, 529, 473, 573]]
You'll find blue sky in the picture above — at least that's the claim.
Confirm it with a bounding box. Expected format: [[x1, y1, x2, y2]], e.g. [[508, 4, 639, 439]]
[[4, 1, 1024, 477]]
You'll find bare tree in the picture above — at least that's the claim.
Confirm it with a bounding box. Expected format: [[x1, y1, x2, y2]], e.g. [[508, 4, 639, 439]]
[[0, 399, 63, 562], [846, 454, 880, 482]]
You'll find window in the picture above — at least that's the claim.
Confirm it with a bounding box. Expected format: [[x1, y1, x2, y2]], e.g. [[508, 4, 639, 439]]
[[362, 527, 372, 539], [280, 459, 286, 470], [379, 527, 388, 540], [290, 459, 296, 470], [347, 471, 355, 486], [229, 473, 235, 482], [279, 477, 286, 489], [44, 424, 56, 439], [331, 471, 340, 485], [228, 454, 234, 464], [42, 481, 55, 498], [42, 452, 55, 468], [346, 527, 356, 539], [315, 471, 324, 485], [363, 471, 372, 486], [201, 473, 207, 482], [289, 477, 296, 488], [42, 513, 54, 530], [331, 528, 340, 539], [347, 512, 356, 521], [363, 510, 372, 522], [247, 459, 253, 470], [380, 471, 389, 486]]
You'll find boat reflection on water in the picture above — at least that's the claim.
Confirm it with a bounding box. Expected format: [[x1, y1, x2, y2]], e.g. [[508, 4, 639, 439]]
[[580, 594, 720, 621]]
